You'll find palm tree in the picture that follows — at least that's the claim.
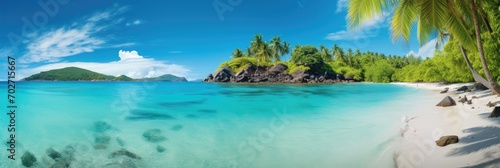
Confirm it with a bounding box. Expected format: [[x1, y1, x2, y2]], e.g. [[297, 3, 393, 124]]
[[282, 41, 291, 61], [347, 0, 500, 95], [270, 36, 289, 62], [332, 44, 345, 63], [250, 34, 265, 67], [232, 48, 244, 59], [320, 45, 333, 62]]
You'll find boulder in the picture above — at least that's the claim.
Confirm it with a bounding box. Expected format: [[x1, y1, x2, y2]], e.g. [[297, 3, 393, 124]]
[[109, 149, 141, 160], [92, 121, 113, 133], [456, 86, 468, 92], [458, 95, 468, 104], [49, 145, 75, 168], [489, 106, 500, 118], [203, 74, 213, 82], [291, 70, 310, 83], [46, 148, 62, 160], [467, 100, 472, 105], [267, 63, 288, 75], [212, 67, 233, 82], [436, 96, 457, 107], [94, 134, 111, 149], [436, 135, 459, 147], [21, 151, 37, 167], [156, 146, 166, 153], [440, 88, 449, 94], [473, 83, 489, 90], [143, 129, 167, 143], [487, 101, 497, 108]]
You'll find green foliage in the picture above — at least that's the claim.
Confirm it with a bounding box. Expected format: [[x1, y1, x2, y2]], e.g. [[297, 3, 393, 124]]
[[285, 62, 310, 73], [364, 60, 395, 83]]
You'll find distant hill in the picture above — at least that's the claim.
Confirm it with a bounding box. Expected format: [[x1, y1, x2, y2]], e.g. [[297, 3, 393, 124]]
[[22, 67, 118, 81], [22, 67, 187, 82], [139, 74, 188, 82]]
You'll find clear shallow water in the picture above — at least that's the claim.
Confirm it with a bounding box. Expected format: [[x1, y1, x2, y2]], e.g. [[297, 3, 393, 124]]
[[0, 82, 431, 168]]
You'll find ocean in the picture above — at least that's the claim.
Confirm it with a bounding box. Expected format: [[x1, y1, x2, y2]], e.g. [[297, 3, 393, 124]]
[[0, 82, 433, 168]]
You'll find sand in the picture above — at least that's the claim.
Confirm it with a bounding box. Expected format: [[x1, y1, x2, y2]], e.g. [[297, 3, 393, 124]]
[[392, 82, 500, 168]]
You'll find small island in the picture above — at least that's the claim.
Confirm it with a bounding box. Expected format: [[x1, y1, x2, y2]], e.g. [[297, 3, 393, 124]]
[[204, 35, 416, 84], [22, 67, 188, 82]]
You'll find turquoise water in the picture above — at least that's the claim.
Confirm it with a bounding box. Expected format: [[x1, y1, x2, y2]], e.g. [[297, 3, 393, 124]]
[[0, 82, 431, 168]]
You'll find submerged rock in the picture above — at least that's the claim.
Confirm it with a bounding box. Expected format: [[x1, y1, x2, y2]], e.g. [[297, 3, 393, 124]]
[[46, 148, 62, 160], [171, 125, 183, 131], [95, 134, 111, 149], [436, 96, 456, 107], [436, 135, 459, 147], [156, 146, 166, 153], [489, 106, 500, 118], [143, 129, 167, 143], [92, 121, 113, 133], [109, 149, 142, 160], [21, 151, 37, 167], [116, 137, 125, 147]]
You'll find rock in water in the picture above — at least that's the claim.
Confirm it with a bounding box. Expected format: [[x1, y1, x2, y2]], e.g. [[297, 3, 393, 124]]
[[487, 101, 497, 108], [109, 149, 142, 159], [92, 121, 113, 133], [46, 148, 62, 160], [267, 63, 288, 75], [143, 129, 167, 143], [156, 146, 166, 153], [116, 137, 125, 147], [436, 135, 459, 147], [212, 67, 233, 82], [95, 134, 111, 149], [436, 96, 457, 107], [489, 107, 500, 118], [457, 86, 468, 92], [21, 151, 37, 167]]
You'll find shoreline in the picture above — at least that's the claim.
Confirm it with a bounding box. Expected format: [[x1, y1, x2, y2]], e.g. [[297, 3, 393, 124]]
[[392, 82, 500, 167]]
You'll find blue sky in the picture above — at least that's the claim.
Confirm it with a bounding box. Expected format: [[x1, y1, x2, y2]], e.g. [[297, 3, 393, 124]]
[[0, 0, 437, 81]]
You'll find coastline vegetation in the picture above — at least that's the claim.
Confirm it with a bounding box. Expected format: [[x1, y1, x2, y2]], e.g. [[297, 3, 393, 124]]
[[216, 0, 499, 85]]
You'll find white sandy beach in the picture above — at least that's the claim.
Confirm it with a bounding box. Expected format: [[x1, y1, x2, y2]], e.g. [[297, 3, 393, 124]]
[[393, 83, 500, 168]]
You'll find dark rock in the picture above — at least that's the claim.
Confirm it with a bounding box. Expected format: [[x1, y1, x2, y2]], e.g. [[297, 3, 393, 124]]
[[458, 95, 468, 104], [143, 129, 167, 143], [436, 96, 457, 107], [440, 88, 449, 94], [267, 63, 288, 75], [21, 151, 37, 167], [291, 70, 310, 83], [92, 121, 113, 133], [156, 146, 166, 153], [467, 100, 472, 105], [171, 125, 183, 131], [203, 74, 213, 82], [94, 134, 111, 149], [473, 83, 489, 90], [117, 137, 125, 147], [472, 96, 478, 99], [109, 149, 142, 160], [46, 148, 62, 160], [436, 135, 459, 147], [487, 101, 497, 108], [457, 86, 468, 92], [489, 106, 500, 118], [211, 67, 233, 82]]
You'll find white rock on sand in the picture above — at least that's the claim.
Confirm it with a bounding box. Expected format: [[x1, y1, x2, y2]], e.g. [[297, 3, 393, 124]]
[[392, 83, 500, 168]]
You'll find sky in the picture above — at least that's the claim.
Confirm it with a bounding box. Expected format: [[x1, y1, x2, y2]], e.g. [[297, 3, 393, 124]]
[[0, 0, 437, 81]]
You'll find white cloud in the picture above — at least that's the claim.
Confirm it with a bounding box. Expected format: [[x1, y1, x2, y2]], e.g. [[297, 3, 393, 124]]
[[19, 50, 190, 79], [118, 50, 143, 61], [406, 38, 438, 58], [336, 0, 348, 13], [19, 6, 128, 63], [126, 20, 143, 26], [326, 12, 388, 41]]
